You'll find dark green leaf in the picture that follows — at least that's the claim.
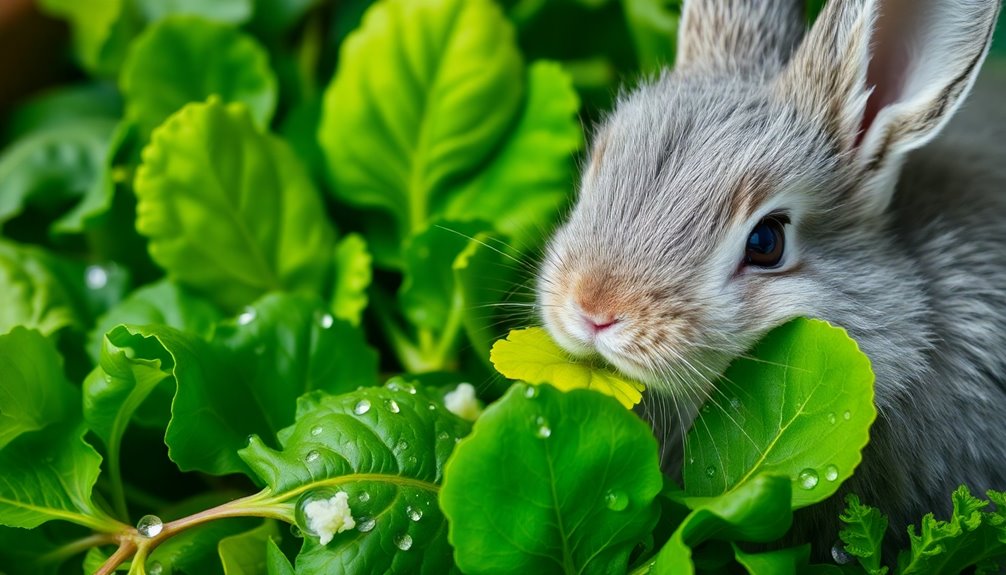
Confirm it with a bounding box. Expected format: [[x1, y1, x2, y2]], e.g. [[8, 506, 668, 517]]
[[0, 327, 75, 449], [218, 520, 281, 574], [0, 242, 81, 337], [135, 0, 254, 24], [266, 537, 295, 575], [134, 99, 335, 312], [318, 0, 524, 262], [239, 385, 471, 574], [838, 494, 889, 575], [441, 383, 662, 575], [121, 16, 277, 138], [2, 83, 121, 142], [733, 543, 810, 575], [683, 319, 876, 509]]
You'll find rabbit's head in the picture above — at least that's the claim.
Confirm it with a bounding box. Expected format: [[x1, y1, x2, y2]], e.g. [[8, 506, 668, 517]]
[[538, 0, 1001, 404]]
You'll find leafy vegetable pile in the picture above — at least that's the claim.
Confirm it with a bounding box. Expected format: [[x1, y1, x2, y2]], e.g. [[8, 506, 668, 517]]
[[1, 0, 1004, 573]]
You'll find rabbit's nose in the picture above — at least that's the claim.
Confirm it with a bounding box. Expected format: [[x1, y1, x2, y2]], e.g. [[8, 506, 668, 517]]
[[581, 313, 619, 334]]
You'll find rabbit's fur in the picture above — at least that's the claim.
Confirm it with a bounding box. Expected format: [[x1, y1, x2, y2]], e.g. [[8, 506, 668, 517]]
[[537, 0, 1006, 557]]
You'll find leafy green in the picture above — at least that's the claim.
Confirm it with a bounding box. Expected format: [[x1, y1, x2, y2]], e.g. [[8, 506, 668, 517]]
[[135, 0, 254, 24], [441, 383, 662, 574], [0, 328, 75, 449], [331, 234, 373, 326], [265, 537, 295, 575], [683, 319, 876, 508], [490, 327, 646, 408], [0, 242, 81, 336], [120, 17, 277, 138], [839, 494, 889, 575], [37, 0, 139, 76], [134, 98, 335, 312], [318, 0, 524, 264], [239, 385, 471, 574], [732, 544, 812, 575], [218, 520, 281, 574]]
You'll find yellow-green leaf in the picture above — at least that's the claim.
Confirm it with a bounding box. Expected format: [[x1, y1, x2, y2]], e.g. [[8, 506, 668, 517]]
[[490, 327, 645, 408]]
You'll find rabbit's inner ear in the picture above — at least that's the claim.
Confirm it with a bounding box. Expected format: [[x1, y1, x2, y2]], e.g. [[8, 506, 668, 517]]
[[675, 0, 805, 73]]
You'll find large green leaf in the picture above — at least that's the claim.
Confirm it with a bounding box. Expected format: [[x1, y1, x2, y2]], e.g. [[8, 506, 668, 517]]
[[0, 120, 117, 232], [0, 242, 81, 336], [651, 475, 793, 574], [120, 17, 277, 138], [0, 329, 116, 532], [442, 62, 582, 251], [134, 99, 335, 312], [318, 0, 524, 261], [683, 319, 876, 509], [85, 293, 378, 476], [238, 385, 471, 574], [440, 383, 662, 575]]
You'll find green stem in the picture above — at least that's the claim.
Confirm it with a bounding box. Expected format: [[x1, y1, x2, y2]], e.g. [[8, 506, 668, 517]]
[[432, 292, 465, 366], [108, 442, 129, 522], [38, 533, 117, 565]]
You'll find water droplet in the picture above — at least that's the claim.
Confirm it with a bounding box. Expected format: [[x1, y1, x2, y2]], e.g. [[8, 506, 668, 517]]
[[535, 416, 551, 439], [824, 464, 839, 482], [387, 399, 400, 414], [237, 308, 256, 325], [387, 382, 401, 392], [311, 425, 323, 437], [407, 506, 423, 521], [843, 410, 852, 421], [357, 517, 376, 532], [604, 490, 629, 511], [437, 431, 450, 441], [85, 265, 109, 290], [305, 450, 320, 463], [705, 466, 716, 478], [798, 468, 820, 490], [406, 385, 417, 395], [136, 515, 163, 538], [523, 385, 538, 399], [427, 403, 437, 411], [394, 534, 413, 551], [827, 412, 837, 424], [147, 561, 163, 575], [396, 441, 409, 452], [354, 400, 371, 415], [358, 492, 371, 503], [319, 313, 334, 329], [290, 524, 304, 538], [104, 373, 113, 384], [831, 541, 855, 565]]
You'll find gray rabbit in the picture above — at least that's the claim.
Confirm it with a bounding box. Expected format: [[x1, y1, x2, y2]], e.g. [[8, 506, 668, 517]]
[[536, 0, 1006, 558]]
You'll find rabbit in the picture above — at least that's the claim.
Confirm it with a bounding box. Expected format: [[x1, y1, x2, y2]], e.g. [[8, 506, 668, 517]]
[[535, 0, 1006, 560]]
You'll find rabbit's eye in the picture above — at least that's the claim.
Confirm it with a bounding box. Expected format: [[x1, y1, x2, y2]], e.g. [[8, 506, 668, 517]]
[[745, 216, 786, 268]]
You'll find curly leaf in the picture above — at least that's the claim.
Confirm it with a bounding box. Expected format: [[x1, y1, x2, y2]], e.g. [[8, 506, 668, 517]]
[[490, 327, 645, 408], [134, 99, 335, 312], [318, 0, 524, 262], [121, 16, 276, 138], [441, 383, 662, 575], [683, 318, 876, 509], [0, 242, 81, 336], [839, 494, 889, 575], [239, 385, 472, 574]]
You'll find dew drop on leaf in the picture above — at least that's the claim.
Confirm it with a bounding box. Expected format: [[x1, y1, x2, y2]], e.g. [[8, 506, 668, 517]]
[[354, 399, 371, 415], [85, 265, 109, 290], [358, 492, 371, 503], [396, 440, 409, 452], [237, 308, 256, 325], [604, 490, 629, 511], [798, 468, 819, 490], [147, 561, 163, 575], [136, 515, 163, 538], [523, 385, 538, 399], [407, 506, 423, 521], [387, 399, 400, 413], [824, 464, 839, 482], [535, 416, 551, 439], [427, 402, 437, 410], [843, 410, 852, 420], [827, 412, 837, 424], [357, 517, 376, 532], [395, 534, 413, 551], [310, 425, 323, 436], [831, 541, 855, 564], [304, 450, 320, 463], [319, 313, 334, 329]]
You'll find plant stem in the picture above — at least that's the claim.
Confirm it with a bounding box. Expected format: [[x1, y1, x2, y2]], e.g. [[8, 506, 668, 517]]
[[37, 533, 117, 565], [96, 540, 137, 575]]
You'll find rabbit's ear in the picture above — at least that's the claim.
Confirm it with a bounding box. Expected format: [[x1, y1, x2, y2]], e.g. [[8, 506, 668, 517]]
[[675, 0, 806, 72], [778, 0, 1000, 214]]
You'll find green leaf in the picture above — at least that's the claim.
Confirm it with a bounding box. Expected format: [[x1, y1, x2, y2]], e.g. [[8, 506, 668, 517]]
[[0, 241, 81, 336], [134, 98, 335, 312], [37, 0, 140, 76], [135, 0, 253, 24], [0, 120, 117, 232], [2, 82, 121, 142], [87, 278, 222, 362], [266, 537, 295, 575], [0, 328, 116, 532], [490, 327, 646, 408], [622, 0, 680, 71], [652, 475, 793, 574], [442, 61, 582, 251], [148, 518, 261, 575], [441, 383, 662, 575], [121, 16, 277, 139], [219, 520, 281, 574], [838, 494, 889, 575], [733, 544, 810, 575], [87, 293, 378, 476], [239, 385, 472, 574], [331, 234, 373, 326], [683, 318, 876, 509], [0, 327, 75, 449], [318, 0, 524, 260], [250, 0, 321, 36], [897, 486, 1006, 574]]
